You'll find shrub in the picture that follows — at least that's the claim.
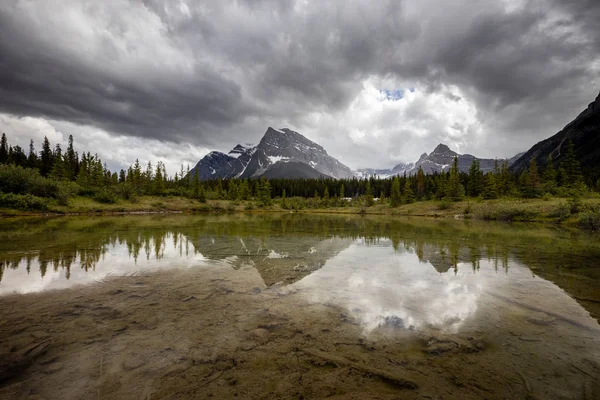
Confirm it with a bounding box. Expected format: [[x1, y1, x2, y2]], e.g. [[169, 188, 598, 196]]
[[541, 193, 552, 201], [550, 202, 571, 222], [437, 200, 451, 210], [115, 183, 136, 201], [0, 164, 60, 198], [0, 192, 49, 210], [474, 203, 538, 222], [93, 188, 118, 204], [578, 211, 600, 231], [567, 196, 583, 214]]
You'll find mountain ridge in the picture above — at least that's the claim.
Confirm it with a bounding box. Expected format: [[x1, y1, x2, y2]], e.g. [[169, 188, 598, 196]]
[[190, 127, 353, 180], [510, 91, 600, 173]]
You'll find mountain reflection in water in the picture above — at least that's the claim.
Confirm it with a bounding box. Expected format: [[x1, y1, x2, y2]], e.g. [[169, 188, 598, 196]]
[[0, 214, 599, 325]]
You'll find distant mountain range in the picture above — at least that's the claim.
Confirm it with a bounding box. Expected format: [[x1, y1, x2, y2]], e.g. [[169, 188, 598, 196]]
[[354, 144, 520, 178], [192, 91, 600, 181], [510, 91, 600, 173]]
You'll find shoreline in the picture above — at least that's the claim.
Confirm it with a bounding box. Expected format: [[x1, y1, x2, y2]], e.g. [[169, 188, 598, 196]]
[[1, 196, 599, 230]]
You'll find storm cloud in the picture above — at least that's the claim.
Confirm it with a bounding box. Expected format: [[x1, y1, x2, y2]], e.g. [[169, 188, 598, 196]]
[[0, 0, 598, 170]]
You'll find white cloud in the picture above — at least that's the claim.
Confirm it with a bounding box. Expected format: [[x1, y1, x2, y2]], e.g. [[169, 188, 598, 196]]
[[0, 113, 209, 175]]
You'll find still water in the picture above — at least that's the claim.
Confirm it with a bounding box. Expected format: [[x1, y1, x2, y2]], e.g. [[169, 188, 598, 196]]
[[0, 214, 599, 399]]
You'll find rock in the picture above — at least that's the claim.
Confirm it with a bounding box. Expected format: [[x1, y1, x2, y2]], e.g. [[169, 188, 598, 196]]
[[249, 328, 271, 344]]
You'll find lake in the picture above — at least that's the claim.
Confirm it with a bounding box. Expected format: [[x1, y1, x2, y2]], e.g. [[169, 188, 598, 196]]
[[0, 214, 599, 399]]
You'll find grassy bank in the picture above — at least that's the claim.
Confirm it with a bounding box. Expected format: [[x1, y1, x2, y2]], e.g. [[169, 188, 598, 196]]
[[1, 194, 600, 230]]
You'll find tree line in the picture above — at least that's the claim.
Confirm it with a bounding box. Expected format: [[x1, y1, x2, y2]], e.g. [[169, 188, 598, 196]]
[[0, 132, 597, 210]]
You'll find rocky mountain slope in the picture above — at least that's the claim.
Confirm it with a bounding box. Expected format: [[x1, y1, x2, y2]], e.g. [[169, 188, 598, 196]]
[[510, 91, 600, 173], [190, 127, 354, 180]]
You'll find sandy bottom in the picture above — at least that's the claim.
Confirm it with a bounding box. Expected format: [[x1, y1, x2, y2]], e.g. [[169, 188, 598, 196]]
[[1, 264, 599, 400]]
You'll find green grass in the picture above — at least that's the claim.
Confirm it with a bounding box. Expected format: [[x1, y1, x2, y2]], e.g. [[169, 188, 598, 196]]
[[2, 195, 600, 230]]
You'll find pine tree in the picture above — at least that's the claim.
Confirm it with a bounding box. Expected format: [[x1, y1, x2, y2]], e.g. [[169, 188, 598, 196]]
[[416, 166, 425, 199], [40, 136, 53, 176], [228, 179, 238, 200], [66, 135, 78, 180], [467, 159, 483, 197], [198, 181, 206, 202], [524, 158, 541, 198], [403, 178, 415, 203], [0, 133, 8, 164], [258, 179, 271, 206], [390, 176, 401, 207], [153, 161, 165, 195], [281, 189, 287, 209], [560, 140, 583, 189], [119, 169, 126, 183], [445, 156, 465, 201], [339, 184, 345, 199], [365, 180, 374, 206], [27, 139, 38, 170], [482, 173, 498, 199], [193, 171, 200, 199], [239, 179, 250, 200]]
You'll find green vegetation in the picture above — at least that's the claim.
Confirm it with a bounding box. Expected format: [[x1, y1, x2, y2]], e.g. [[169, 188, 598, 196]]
[[1, 133, 599, 230]]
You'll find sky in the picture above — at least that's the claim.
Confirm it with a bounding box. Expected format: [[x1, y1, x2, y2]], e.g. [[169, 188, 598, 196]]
[[0, 0, 599, 173]]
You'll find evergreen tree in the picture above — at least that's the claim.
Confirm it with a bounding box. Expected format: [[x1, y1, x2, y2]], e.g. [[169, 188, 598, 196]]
[[542, 154, 557, 193], [27, 139, 38, 170], [390, 176, 401, 207], [416, 166, 425, 199], [403, 178, 415, 203], [216, 178, 224, 199], [339, 184, 345, 199], [40, 136, 53, 176], [9, 145, 27, 166], [467, 159, 483, 197], [560, 140, 583, 188], [197, 180, 206, 202], [193, 171, 200, 199], [524, 158, 541, 198], [119, 169, 126, 183], [365, 179, 374, 206], [66, 135, 78, 180], [322, 186, 330, 207], [153, 161, 165, 195], [228, 179, 238, 200], [239, 179, 251, 200], [445, 156, 464, 201], [257, 179, 272, 206], [0, 133, 8, 164], [482, 173, 498, 199], [281, 189, 287, 208]]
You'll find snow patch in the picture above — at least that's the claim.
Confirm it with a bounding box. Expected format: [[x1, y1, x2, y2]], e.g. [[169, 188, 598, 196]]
[[268, 155, 290, 164]]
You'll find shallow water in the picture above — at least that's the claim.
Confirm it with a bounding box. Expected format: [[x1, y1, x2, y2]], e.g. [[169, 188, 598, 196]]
[[0, 214, 599, 399]]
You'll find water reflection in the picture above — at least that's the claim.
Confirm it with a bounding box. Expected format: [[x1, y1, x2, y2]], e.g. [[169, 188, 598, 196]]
[[0, 214, 599, 325]]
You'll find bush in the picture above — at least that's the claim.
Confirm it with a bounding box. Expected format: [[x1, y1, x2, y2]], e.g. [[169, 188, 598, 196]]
[[56, 181, 80, 206], [474, 203, 538, 222], [578, 211, 600, 231], [0, 164, 60, 198], [550, 202, 571, 222], [115, 183, 137, 201], [437, 200, 451, 210], [0, 192, 49, 210], [93, 188, 118, 204], [567, 196, 583, 214]]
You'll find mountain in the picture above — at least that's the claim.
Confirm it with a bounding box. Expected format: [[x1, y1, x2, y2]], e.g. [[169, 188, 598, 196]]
[[510, 91, 600, 173], [190, 127, 354, 180], [355, 144, 514, 178], [190, 151, 236, 180]]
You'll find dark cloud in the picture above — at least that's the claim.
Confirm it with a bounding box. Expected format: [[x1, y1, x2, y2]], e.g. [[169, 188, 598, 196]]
[[0, 0, 598, 168]]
